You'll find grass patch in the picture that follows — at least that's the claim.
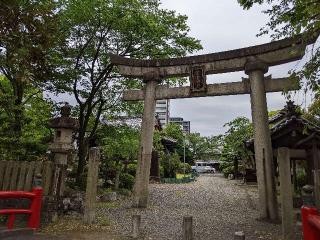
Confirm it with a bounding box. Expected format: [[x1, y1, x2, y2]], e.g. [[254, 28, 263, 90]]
[[97, 201, 120, 210], [176, 173, 191, 179]]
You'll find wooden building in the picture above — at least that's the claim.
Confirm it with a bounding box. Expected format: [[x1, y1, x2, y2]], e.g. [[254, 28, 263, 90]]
[[247, 101, 320, 190]]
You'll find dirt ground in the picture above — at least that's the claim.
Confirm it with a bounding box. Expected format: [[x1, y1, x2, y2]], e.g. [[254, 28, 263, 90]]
[[2, 174, 303, 240]]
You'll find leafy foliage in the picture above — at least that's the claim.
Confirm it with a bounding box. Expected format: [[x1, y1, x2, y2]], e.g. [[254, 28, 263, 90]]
[[238, 0, 320, 92], [160, 152, 181, 178], [97, 123, 139, 190], [99, 124, 139, 162], [220, 117, 254, 175], [0, 0, 61, 138], [186, 133, 222, 161], [55, 0, 202, 183], [0, 76, 53, 160]]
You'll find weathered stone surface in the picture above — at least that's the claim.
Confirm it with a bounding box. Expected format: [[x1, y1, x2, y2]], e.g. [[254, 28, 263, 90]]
[[100, 192, 117, 202], [244, 57, 268, 74], [278, 147, 294, 239], [132, 215, 141, 239], [59, 192, 85, 215], [110, 34, 317, 78], [111, 34, 315, 68], [183, 216, 193, 240], [248, 67, 278, 220], [84, 148, 100, 224], [123, 77, 298, 101], [314, 170, 320, 210], [133, 80, 157, 208]]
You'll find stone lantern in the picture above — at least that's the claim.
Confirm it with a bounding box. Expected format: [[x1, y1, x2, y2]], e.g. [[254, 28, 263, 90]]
[[48, 103, 78, 196]]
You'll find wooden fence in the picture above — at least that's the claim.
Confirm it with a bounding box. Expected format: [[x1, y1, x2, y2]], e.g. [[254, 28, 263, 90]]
[[0, 160, 60, 196]]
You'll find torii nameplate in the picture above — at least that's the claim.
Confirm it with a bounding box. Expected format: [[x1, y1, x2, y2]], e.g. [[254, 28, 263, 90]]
[[190, 65, 207, 92]]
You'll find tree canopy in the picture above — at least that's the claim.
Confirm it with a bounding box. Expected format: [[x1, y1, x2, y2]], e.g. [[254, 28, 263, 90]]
[[54, 0, 202, 182], [0, 0, 60, 149], [220, 117, 254, 175], [238, 0, 320, 91]]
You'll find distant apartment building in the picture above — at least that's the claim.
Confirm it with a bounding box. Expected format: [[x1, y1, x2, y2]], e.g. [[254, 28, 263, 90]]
[[169, 117, 191, 134], [155, 99, 170, 126]]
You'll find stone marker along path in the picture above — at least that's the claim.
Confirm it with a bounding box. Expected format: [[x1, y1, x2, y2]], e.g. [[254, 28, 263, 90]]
[[104, 174, 302, 240]]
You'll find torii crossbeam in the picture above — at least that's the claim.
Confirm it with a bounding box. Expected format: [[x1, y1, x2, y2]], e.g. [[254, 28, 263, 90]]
[[110, 33, 318, 221], [123, 76, 297, 101]]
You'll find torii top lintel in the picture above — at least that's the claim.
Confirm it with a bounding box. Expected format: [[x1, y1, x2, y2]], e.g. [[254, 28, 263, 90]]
[[110, 34, 317, 79]]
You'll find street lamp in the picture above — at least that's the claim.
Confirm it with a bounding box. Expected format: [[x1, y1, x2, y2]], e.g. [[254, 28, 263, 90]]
[[183, 132, 186, 177]]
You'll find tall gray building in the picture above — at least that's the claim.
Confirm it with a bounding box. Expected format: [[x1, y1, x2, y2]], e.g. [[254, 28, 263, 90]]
[[169, 117, 191, 134], [155, 100, 170, 126]]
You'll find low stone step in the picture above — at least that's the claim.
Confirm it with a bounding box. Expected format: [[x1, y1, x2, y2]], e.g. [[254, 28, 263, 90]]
[[0, 228, 34, 239]]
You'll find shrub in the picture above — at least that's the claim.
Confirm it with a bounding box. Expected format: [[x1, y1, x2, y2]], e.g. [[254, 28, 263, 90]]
[[119, 173, 135, 190], [118, 188, 132, 196], [177, 162, 192, 174], [159, 165, 164, 178], [296, 169, 307, 190], [222, 165, 234, 178], [161, 152, 181, 178], [127, 163, 137, 176]]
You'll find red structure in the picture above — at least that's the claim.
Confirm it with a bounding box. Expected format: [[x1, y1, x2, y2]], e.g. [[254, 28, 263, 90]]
[[302, 206, 320, 240], [0, 187, 43, 230]]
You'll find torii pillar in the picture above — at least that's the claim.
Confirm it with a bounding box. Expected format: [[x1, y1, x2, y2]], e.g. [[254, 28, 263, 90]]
[[245, 57, 278, 221], [133, 71, 161, 208]]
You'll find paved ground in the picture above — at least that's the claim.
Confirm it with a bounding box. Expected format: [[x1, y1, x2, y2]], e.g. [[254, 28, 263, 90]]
[[104, 174, 303, 240]]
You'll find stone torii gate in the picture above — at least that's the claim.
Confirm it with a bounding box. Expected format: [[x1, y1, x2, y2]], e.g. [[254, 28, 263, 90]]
[[110, 35, 316, 221]]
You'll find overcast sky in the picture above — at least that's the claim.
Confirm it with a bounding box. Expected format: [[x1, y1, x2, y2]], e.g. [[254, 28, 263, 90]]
[[160, 0, 312, 137]]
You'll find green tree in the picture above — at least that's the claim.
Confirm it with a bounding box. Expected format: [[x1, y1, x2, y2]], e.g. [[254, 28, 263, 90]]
[[0, 0, 60, 139], [97, 123, 139, 190], [238, 0, 320, 90], [161, 123, 193, 163], [220, 117, 253, 176], [57, 0, 202, 183], [0, 76, 53, 160], [186, 133, 207, 161], [186, 134, 223, 161], [202, 135, 224, 160]]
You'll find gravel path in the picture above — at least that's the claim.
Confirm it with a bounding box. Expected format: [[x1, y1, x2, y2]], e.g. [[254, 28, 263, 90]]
[[103, 174, 303, 240]]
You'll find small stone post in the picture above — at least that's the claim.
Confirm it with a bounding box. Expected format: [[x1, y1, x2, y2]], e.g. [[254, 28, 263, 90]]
[[234, 231, 245, 240], [245, 57, 278, 221], [278, 147, 294, 240], [133, 71, 161, 208], [314, 170, 320, 210], [132, 215, 141, 239], [83, 147, 100, 224], [183, 216, 193, 240]]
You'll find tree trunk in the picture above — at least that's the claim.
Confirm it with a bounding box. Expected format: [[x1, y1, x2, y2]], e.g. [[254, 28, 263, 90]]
[[76, 136, 88, 186], [75, 99, 104, 186], [8, 79, 25, 159], [114, 169, 120, 191], [234, 158, 239, 178]]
